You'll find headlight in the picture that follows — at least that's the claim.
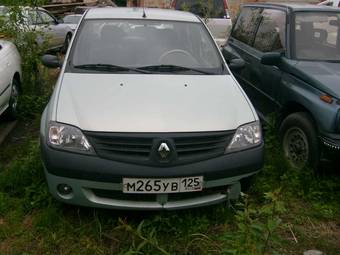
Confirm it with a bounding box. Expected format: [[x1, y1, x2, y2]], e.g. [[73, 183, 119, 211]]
[[48, 122, 94, 154], [226, 121, 262, 152]]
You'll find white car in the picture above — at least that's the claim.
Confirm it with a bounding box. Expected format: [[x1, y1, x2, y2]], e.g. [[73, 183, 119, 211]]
[[0, 40, 21, 119], [40, 8, 263, 210], [63, 14, 82, 33], [171, 0, 232, 47], [318, 0, 340, 7], [0, 6, 73, 52]]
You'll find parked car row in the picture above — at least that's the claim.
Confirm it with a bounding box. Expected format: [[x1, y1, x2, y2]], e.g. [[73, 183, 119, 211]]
[[1, 2, 340, 211]]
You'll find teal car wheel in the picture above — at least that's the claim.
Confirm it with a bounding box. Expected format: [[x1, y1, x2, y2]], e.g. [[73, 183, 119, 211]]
[[280, 112, 320, 170]]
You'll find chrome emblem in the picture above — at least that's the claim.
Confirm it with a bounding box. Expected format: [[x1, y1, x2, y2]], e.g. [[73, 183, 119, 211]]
[[158, 142, 170, 159]]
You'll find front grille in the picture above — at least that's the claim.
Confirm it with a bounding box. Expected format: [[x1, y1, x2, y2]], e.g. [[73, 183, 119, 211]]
[[85, 133, 153, 163], [174, 133, 233, 162], [92, 189, 157, 202], [84, 131, 235, 166], [91, 186, 227, 202]]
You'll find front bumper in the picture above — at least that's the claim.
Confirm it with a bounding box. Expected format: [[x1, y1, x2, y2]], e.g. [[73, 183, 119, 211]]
[[320, 135, 340, 151], [41, 141, 263, 210], [45, 170, 253, 210]]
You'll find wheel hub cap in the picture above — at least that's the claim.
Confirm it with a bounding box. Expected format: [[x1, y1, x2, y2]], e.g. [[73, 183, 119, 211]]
[[283, 127, 309, 168]]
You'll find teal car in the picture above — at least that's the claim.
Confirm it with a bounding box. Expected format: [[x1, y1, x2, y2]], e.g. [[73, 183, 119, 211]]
[[223, 3, 340, 169]]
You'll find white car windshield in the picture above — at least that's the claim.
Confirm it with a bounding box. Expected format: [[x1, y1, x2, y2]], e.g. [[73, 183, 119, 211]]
[[295, 12, 340, 62], [70, 19, 225, 75], [64, 15, 81, 24]]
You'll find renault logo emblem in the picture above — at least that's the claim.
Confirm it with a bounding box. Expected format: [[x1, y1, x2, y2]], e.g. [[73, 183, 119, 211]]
[[158, 142, 170, 159]]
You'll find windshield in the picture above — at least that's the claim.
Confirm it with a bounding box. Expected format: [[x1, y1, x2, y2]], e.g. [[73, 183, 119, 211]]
[[295, 12, 340, 61], [71, 19, 225, 74], [63, 15, 81, 24]]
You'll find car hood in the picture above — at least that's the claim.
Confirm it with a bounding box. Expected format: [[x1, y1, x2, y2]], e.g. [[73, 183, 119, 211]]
[[292, 61, 340, 98], [56, 73, 255, 132]]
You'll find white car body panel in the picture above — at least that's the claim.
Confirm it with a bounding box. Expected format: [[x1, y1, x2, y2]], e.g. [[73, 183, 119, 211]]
[[56, 73, 255, 133], [0, 40, 21, 116]]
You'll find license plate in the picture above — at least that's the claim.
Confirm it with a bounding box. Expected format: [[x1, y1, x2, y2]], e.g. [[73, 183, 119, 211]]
[[123, 176, 203, 194]]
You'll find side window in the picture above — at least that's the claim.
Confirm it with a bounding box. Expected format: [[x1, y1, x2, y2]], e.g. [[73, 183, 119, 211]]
[[253, 9, 286, 53], [231, 7, 262, 45], [27, 10, 43, 25], [38, 11, 55, 25]]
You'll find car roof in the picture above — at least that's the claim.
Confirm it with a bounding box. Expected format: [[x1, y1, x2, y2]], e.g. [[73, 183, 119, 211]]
[[243, 3, 340, 12], [84, 7, 200, 22]]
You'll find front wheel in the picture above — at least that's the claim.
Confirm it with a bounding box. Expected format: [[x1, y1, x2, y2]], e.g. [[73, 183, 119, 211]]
[[4, 79, 20, 120], [279, 112, 320, 170]]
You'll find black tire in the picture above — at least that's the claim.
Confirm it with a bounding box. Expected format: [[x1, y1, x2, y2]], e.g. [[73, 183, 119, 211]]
[[61, 33, 72, 54], [279, 112, 320, 170], [4, 79, 20, 120]]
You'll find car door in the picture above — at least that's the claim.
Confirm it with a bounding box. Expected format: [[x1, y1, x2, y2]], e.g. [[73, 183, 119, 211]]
[[26, 9, 52, 48], [249, 8, 287, 117], [222, 6, 263, 107], [37, 10, 64, 48], [0, 42, 11, 112]]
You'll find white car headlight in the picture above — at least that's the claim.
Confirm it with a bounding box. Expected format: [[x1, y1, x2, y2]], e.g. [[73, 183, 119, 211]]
[[226, 121, 262, 152], [48, 122, 94, 154]]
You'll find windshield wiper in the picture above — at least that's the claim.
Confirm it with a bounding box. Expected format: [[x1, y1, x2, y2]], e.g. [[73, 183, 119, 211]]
[[73, 64, 151, 74], [138, 65, 215, 75]]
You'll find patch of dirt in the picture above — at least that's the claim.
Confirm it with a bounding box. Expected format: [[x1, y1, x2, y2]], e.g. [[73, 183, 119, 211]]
[[0, 117, 40, 164], [23, 215, 34, 231], [280, 200, 340, 254]]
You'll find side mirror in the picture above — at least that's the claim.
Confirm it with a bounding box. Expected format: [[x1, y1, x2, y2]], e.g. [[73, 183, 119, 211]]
[[57, 19, 64, 24], [261, 52, 282, 66], [229, 59, 245, 71], [41, 54, 62, 68]]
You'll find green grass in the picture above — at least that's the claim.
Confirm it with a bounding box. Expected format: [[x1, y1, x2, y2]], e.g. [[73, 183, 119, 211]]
[[0, 117, 339, 254]]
